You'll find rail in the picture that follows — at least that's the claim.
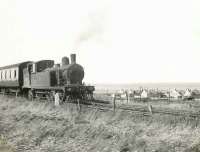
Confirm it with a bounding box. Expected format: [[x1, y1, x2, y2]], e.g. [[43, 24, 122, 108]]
[[1, 93, 200, 119]]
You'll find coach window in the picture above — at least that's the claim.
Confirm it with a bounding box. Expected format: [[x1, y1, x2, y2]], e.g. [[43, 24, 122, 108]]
[[32, 63, 36, 73], [14, 70, 16, 78], [10, 70, 11, 79], [1, 71, 3, 80], [5, 71, 7, 79]]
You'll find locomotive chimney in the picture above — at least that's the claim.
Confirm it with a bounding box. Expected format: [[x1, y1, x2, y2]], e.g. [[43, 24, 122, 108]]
[[70, 54, 76, 64], [62, 57, 69, 66]]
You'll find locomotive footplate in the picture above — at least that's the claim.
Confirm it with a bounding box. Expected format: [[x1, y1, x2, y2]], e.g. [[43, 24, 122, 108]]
[[63, 84, 95, 102], [26, 84, 95, 103]]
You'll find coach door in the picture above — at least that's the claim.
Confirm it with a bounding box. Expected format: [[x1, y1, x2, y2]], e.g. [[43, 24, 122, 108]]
[[23, 64, 31, 87]]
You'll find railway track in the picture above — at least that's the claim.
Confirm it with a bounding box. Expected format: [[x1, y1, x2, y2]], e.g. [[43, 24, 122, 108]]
[[1, 94, 200, 119], [87, 100, 200, 118]]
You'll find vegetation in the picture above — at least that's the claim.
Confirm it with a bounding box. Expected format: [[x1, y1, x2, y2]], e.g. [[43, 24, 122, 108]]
[[0, 96, 200, 151]]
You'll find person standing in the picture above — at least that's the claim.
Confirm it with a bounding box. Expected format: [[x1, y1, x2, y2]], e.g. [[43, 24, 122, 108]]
[[54, 91, 60, 106]]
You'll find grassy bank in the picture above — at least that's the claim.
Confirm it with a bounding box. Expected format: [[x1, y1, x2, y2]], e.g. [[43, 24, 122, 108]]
[[0, 96, 200, 152]]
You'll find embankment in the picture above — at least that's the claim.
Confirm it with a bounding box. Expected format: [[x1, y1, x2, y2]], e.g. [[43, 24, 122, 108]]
[[0, 96, 200, 152]]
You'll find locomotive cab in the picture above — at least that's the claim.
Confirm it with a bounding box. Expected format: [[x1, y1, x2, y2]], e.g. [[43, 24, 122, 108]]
[[23, 60, 54, 88], [27, 60, 54, 73]]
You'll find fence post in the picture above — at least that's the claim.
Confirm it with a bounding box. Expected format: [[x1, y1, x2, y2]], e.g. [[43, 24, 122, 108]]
[[148, 104, 153, 114], [113, 94, 116, 112], [126, 92, 129, 104], [77, 99, 81, 112]]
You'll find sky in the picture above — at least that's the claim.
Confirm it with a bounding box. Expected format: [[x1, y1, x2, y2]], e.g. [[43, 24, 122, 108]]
[[0, 0, 199, 83]]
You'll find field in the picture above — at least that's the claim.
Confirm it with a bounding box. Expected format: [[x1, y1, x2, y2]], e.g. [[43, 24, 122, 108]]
[[0, 95, 200, 152]]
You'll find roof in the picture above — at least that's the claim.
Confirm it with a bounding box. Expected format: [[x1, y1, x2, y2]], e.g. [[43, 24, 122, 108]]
[[0, 61, 32, 70], [170, 89, 181, 97], [34, 60, 54, 64]]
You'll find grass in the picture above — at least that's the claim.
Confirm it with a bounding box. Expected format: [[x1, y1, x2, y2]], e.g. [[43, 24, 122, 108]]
[[0, 135, 14, 152], [0, 95, 200, 151], [94, 93, 200, 112]]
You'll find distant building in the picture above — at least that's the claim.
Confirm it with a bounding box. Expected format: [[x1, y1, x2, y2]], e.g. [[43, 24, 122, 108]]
[[169, 89, 181, 99], [191, 89, 200, 99], [184, 89, 192, 98], [133, 90, 141, 98], [148, 90, 168, 100], [141, 89, 148, 98]]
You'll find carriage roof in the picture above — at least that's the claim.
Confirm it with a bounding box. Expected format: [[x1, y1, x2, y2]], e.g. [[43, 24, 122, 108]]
[[0, 61, 32, 70]]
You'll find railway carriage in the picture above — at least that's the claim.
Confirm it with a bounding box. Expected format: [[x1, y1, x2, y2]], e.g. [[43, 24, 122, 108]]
[[0, 61, 31, 95]]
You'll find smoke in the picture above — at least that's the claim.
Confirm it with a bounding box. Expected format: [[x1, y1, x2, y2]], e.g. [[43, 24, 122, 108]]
[[72, 5, 111, 51]]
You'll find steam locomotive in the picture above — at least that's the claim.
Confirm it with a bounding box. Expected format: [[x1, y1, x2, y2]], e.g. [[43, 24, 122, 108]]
[[0, 54, 95, 102]]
